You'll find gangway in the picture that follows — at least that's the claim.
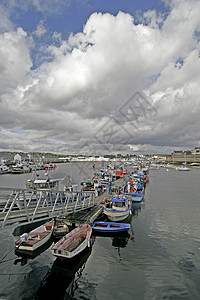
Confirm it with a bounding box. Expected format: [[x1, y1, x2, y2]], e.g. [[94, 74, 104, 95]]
[[0, 187, 96, 228]]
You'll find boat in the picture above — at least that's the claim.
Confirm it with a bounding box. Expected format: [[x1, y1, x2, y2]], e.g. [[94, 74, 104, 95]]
[[91, 221, 130, 233], [122, 180, 144, 202], [33, 243, 93, 300], [11, 163, 31, 174], [14, 172, 64, 210], [26, 173, 63, 190], [14, 238, 53, 261], [15, 220, 54, 252], [53, 221, 69, 240], [0, 164, 9, 174], [64, 184, 78, 193], [52, 224, 92, 260], [176, 166, 191, 171], [176, 155, 191, 171], [190, 163, 200, 167], [44, 164, 57, 169], [103, 195, 132, 222]]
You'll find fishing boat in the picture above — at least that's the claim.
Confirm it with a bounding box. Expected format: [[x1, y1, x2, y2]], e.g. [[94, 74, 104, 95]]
[[26, 175, 63, 190], [15, 220, 54, 252], [52, 224, 92, 260], [14, 172, 64, 210], [122, 180, 144, 202], [91, 221, 130, 233], [103, 195, 132, 222], [44, 164, 57, 169]]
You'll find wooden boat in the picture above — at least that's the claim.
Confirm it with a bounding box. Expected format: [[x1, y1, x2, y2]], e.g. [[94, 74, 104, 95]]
[[52, 224, 92, 260], [53, 221, 69, 239], [15, 220, 54, 252], [104, 195, 132, 222], [91, 221, 130, 233], [14, 237, 53, 260]]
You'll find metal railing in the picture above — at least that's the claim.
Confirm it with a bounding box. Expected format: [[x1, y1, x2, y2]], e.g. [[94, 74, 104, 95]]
[[0, 187, 96, 228]]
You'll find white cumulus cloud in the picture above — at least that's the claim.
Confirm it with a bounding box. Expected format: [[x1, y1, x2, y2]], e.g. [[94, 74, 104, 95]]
[[1, 0, 200, 154]]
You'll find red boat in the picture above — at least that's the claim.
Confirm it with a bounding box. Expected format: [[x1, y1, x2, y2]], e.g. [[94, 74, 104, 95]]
[[52, 224, 92, 260]]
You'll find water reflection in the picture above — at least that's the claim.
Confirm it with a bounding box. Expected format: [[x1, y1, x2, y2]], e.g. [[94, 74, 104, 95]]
[[132, 202, 145, 217], [14, 237, 54, 265], [33, 236, 95, 300]]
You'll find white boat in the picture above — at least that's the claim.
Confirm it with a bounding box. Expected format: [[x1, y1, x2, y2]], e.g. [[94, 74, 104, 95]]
[[15, 220, 54, 252], [104, 195, 132, 221], [176, 166, 191, 171], [176, 155, 191, 171], [26, 173, 63, 190], [0, 164, 8, 174], [190, 163, 200, 168], [52, 224, 92, 260]]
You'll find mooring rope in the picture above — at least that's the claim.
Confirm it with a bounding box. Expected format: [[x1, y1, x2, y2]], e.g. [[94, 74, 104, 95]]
[[0, 246, 15, 264]]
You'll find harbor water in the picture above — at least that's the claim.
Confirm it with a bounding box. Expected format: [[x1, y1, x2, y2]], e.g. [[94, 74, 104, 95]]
[[0, 163, 200, 299]]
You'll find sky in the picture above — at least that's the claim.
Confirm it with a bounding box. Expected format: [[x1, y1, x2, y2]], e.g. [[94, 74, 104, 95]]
[[0, 0, 200, 155]]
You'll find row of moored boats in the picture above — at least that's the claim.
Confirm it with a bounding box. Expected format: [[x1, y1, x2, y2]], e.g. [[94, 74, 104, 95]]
[[14, 163, 149, 261]]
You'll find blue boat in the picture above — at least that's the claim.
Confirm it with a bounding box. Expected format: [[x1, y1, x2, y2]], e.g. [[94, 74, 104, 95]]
[[91, 221, 130, 233], [122, 180, 144, 202]]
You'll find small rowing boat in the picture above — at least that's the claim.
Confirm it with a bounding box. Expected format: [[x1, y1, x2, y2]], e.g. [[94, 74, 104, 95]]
[[53, 221, 69, 240], [91, 221, 130, 233], [52, 224, 92, 260], [15, 220, 54, 252]]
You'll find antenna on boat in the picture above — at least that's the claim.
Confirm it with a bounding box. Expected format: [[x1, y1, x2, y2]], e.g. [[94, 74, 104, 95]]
[[68, 175, 72, 185]]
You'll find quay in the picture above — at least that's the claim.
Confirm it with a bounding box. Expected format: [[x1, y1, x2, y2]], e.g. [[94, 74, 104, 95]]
[[0, 178, 126, 228]]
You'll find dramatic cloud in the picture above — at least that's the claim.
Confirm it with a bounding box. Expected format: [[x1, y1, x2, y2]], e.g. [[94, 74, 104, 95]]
[[0, 0, 200, 154]]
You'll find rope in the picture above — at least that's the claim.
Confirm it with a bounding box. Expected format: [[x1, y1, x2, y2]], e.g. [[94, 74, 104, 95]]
[[0, 246, 15, 264]]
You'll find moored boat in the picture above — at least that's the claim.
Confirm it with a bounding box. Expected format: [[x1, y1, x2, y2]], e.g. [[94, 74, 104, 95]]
[[53, 221, 69, 240], [52, 224, 92, 260], [103, 195, 132, 222], [91, 221, 130, 233], [122, 180, 144, 202], [190, 163, 200, 167], [0, 164, 9, 174], [15, 220, 54, 252], [176, 166, 191, 171]]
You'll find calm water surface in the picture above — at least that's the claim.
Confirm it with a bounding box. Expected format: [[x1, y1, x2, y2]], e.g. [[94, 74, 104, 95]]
[[0, 164, 200, 300]]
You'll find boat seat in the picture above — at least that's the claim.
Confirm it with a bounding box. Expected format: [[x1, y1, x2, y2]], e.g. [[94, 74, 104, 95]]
[[29, 232, 49, 238], [23, 239, 38, 246], [45, 225, 52, 231]]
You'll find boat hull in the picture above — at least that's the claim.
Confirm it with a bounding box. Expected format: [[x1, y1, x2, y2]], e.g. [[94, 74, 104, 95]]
[[52, 224, 92, 260], [91, 222, 130, 233], [104, 207, 131, 222], [15, 220, 54, 252]]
